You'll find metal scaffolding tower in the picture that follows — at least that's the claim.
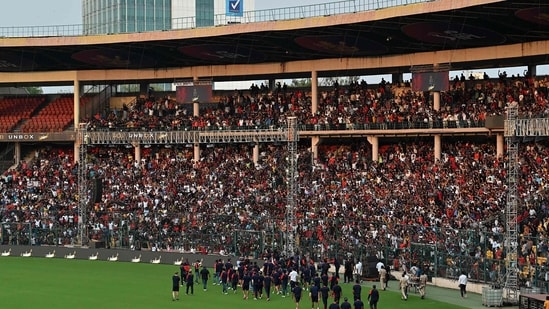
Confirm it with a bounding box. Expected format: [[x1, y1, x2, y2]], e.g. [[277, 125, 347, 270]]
[[285, 117, 299, 257], [503, 104, 519, 305], [77, 123, 89, 246], [503, 107, 549, 304]]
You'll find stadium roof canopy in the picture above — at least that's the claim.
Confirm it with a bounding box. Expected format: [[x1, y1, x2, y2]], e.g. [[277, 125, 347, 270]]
[[0, 0, 547, 86]]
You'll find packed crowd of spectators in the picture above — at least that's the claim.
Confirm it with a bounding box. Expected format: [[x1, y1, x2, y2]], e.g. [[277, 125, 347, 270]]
[[2, 136, 549, 285], [1, 73, 549, 287], [84, 73, 548, 132]]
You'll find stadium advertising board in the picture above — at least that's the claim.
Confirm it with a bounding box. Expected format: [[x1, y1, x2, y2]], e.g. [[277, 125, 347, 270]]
[[411, 71, 449, 92], [176, 84, 213, 104], [226, 0, 243, 17], [0, 132, 76, 142]]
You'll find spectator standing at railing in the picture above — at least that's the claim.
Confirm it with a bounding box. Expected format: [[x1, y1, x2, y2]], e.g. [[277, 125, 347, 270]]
[[458, 271, 468, 298]]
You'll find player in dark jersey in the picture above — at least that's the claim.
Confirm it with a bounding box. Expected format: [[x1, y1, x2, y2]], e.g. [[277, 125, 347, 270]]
[[293, 282, 303, 309], [273, 268, 282, 295], [331, 281, 342, 304], [230, 268, 239, 293], [310, 282, 320, 309], [313, 272, 321, 288], [320, 283, 331, 309], [321, 273, 329, 287], [340, 297, 352, 309], [264, 273, 272, 301], [281, 269, 289, 297], [302, 264, 312, 291], [220, 267, 229, 294], [242, 271, 252, 300], [352, 279, 362, 301], [353, 298, 364, 309], [172, 272, 180, 301]]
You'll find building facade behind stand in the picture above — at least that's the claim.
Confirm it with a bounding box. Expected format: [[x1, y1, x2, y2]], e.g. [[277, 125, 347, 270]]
[[82, 0, 255, 35]]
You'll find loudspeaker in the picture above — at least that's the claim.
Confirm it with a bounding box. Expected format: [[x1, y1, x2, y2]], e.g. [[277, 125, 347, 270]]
[[366, 266, 378, 278], [485, 115, 504, 129], [367, 256, 378, 263], [93, 178, 103, 203]]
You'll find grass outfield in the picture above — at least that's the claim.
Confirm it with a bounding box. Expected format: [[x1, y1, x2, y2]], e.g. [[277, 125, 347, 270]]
[[0, 257, 470, 309]]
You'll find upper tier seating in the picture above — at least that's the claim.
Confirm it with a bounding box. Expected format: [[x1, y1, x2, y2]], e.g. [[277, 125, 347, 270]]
[[0, 96, 45, 132]]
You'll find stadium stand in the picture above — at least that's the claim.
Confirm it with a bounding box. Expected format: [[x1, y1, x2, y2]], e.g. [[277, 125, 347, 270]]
[[1, 74, 548, 291]]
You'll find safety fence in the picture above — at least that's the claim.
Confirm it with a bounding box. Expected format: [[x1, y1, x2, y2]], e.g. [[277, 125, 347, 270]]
[[2, 218, 547, 290]]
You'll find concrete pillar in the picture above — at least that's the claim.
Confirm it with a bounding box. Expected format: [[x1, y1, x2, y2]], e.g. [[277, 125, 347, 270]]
[[193, 76, 199, 117], [139, 82, 149, 94], [134, 143, 141, 163], [253, 143, 259, 165], [311, 70, 318, 114], [496, 133, 504, 158], [193, 101, 199, 117], [432, 63, 441, 112], [434, 134, 441, 162], [367, 136, 379, 162], [433, 91, 440, 111], [527, 65, 536, 78], [74, 143, 79, 165], [392, 72, 403, 85], [74, 79, 80, 128], [14, 142, 21, 164], [194, 143, 200, 162], [311, 136, 320, 162]]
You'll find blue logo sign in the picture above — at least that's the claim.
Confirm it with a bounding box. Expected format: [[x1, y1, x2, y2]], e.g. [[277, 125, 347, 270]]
[[227, 0, 243, 17]]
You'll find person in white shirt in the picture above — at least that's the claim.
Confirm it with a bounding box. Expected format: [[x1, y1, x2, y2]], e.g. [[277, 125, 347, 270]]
[[375, 260, 385, 273], [409, 265, 419, 278], [458, 271, 468, 298], [354, 261, 363, 283], [289, 268, 299, 290]]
